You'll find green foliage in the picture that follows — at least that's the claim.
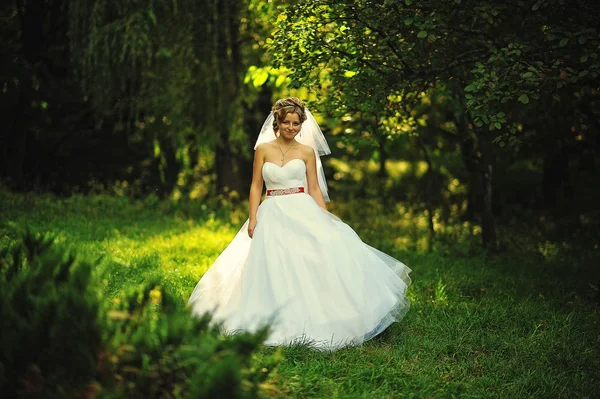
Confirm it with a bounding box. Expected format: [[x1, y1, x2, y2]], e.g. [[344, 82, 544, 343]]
[[269, 0, 600, 139], [267, 0, 600, 250], [0, 226, 278, 398], [100, 280, 277, 398], [0, 230, 103, 396], [3, 0, 275, 195]]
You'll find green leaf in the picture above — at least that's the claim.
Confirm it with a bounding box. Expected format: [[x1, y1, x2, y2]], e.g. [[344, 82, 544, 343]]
[[475, 119, 484, 127], [532, 3, 540, 10], [417, 31, 428, 39], [344, 70, 358, 78], [465, 94, 473, 99], [559, 38, 569, 47], [464, 84, 476, 92], [252, 69, 269, 88], [518, 94, 529, 104], [156, 47, 173, 58], [579, 70, 589, 78], [578, 35, 587, 44], [148, 10, 157, 25], [495, 122, 502, 129], [275, 75, 287, 88], [404, 18, 413, 26], [580, 55, 589, 63], [521, 72, 533, 78], [405, 0, 413, 4]]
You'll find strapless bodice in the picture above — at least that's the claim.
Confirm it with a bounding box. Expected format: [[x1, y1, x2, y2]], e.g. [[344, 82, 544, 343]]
[[262, 158, 306, 190]]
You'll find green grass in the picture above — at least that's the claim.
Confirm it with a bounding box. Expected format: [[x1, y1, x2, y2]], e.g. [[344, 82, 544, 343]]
[[1, 190, 599, 398]]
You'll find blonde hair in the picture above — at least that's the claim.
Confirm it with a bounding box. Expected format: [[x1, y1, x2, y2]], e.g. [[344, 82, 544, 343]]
[[272, 97, 307, 133]]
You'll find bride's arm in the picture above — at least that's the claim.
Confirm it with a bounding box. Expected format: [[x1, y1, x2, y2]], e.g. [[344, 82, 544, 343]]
[[248, 145, 265, 237], [305, 148, 327, 211]]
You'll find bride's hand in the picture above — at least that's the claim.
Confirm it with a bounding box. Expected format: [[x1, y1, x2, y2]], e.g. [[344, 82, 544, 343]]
[[248, 219, 257, 238]]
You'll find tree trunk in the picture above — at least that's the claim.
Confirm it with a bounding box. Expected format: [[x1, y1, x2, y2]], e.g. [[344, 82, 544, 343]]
[[477, 131, 497, 250], [241, 84, 273, 193], [4, 0, 48, 189], [417, 136, 435, 252], [377, 128, 387, 179], [457, 117, 481, 220], [214, 0, 245, 196], [542, 141, 572, 207], [375, 116, 388, 202], [216, 146, 244, 195], [160, 138, 181, 198], [3, 92, 28, 189]]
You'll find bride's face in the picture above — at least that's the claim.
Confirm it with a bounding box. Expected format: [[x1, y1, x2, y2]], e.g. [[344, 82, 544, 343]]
[[278, 112, 302, 139]]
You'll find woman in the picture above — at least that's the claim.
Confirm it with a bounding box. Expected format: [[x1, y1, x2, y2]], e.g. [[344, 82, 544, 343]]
[[188, 97, 411, 350]]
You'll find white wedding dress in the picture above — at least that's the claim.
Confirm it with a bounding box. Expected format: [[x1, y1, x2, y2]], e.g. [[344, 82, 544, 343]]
[[188, 158, 411, 350]]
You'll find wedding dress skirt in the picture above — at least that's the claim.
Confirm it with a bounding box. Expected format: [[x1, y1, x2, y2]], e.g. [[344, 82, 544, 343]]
[[188, 159, 411, 350]]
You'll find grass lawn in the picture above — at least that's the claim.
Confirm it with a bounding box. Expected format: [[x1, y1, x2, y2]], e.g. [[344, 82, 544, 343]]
[[1, 191, 599, 398]]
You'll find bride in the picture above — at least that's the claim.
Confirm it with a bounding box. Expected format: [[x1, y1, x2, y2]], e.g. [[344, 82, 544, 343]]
[[188, 97, 411, 350]]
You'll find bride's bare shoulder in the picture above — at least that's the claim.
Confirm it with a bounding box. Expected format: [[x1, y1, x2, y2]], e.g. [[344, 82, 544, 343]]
[[299, 143, 316, 158], [256, 141, 277, 152]]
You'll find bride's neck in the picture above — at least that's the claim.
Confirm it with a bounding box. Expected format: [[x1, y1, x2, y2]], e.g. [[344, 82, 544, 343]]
[[276, 135, 295, 145]]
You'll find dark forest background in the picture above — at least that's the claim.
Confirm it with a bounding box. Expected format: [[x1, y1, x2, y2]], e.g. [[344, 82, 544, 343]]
[[1, 0, 599, 250]]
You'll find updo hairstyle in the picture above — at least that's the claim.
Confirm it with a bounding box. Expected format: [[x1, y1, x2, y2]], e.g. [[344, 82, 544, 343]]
[[272, 97, 307, 133]]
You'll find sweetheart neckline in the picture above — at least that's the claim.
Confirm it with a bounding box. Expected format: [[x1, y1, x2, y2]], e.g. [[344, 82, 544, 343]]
[[263, 158, 305, 168]]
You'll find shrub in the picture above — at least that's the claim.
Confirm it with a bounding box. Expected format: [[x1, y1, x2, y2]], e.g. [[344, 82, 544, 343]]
[[0, 230, 278, 398], [0, 230, 103, 397]]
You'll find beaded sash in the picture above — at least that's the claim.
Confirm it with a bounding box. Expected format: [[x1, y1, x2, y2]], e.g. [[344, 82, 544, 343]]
[[266, 187, 305, 197]]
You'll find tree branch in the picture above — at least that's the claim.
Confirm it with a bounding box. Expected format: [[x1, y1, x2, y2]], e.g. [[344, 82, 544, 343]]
[[413, 48, 490, 80], [347, 8, 415, 76]]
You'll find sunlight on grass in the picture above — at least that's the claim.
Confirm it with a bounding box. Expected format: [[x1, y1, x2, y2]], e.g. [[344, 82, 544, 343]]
[[98, 216, 240, 299]]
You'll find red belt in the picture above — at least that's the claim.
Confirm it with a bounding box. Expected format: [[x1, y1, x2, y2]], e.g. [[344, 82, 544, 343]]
[[266, 187, 305, 197]]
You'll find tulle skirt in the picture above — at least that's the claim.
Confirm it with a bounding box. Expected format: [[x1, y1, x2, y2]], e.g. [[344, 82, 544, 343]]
[[188, 193, 411, 350]]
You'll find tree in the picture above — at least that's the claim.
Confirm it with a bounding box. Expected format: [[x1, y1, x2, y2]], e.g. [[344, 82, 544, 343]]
[[70, 0, 252, 196], [1, 0, 273, 197], [268, 0, 600, 249]]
